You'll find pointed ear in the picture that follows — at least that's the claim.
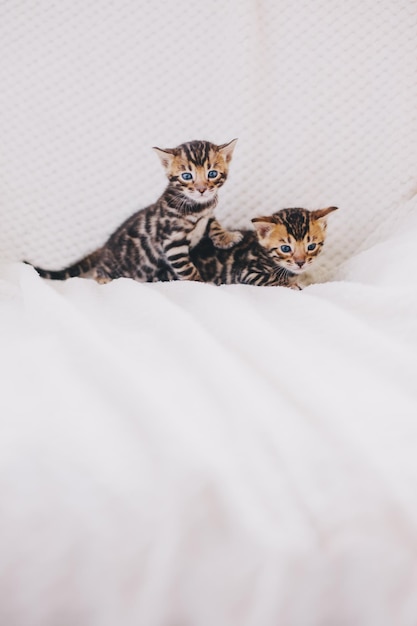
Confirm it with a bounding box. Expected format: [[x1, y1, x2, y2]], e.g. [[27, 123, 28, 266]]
[[251, 216, 276, 239], [152, 147, 176, 170], [311, 206, 339, 221], [218, 138, 238, 163]]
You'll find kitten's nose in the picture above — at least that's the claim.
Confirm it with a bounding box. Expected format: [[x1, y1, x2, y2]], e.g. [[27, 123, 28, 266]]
[[196, 184, 207, 194], [295, 260, 305, 268]]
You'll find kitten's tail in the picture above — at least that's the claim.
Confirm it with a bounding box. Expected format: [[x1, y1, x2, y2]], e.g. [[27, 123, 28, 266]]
[[24, 249, 102, 281]]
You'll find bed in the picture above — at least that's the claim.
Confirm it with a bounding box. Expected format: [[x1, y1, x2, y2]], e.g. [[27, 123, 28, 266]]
[[1, 1, 417, 624]]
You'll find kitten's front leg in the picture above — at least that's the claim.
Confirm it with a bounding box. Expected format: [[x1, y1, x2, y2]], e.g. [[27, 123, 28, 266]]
[[240, 268, 301, 288], [163, 236, 202, 282], [209, 219, 243, 249]]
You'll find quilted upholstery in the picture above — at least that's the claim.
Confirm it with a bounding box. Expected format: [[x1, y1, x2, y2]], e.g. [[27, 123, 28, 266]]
[[1, 0, 416, 279]]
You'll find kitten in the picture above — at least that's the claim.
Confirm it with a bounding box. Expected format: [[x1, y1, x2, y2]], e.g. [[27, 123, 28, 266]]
[[190, 206, 338, 288], [27, 139, 242, 283]]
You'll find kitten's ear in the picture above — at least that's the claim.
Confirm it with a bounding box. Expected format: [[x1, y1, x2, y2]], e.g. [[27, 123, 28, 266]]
[[153, 147, 176, 170], [252, 216, 276, 239], [311, 206, 339, 221], [218, 138, 238, 163]]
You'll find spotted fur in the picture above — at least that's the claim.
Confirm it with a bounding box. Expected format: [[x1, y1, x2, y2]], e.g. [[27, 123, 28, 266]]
[[27, 139, 242, 283], [191, 207, 338, 288]]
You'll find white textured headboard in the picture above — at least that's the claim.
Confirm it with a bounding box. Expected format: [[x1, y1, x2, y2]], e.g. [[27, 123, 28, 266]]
[[1, 0, 416, 279]]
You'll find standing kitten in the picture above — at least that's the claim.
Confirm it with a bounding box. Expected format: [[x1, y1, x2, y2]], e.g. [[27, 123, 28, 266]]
[[27, 139, 242, 283], [191, 206, 338, 288]]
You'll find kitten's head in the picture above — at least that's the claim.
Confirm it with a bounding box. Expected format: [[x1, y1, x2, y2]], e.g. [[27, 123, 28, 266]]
[[153, 139, 237, 205], [252, 207, 338, 275]]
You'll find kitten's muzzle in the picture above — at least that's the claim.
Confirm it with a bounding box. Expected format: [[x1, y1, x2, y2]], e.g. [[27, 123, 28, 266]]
[[286, 263, 307, 275]]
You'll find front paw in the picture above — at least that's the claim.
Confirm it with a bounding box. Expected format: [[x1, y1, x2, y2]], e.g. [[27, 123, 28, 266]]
[[184, 269, 203, 282], [212, 230, 243, 250], [94, 268, 113, 284], [289, 283, 302, 290]]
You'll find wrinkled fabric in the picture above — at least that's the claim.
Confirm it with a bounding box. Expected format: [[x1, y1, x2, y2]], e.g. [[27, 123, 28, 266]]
[[0, 206, 417, 625]]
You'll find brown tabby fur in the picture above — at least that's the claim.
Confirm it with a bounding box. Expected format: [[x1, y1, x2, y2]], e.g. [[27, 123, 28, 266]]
[[26, 139, 242, 283], [190, 206, 338, 288]]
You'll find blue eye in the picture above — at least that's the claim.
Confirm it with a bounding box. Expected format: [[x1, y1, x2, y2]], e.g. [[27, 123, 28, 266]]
[[307, 243, 317, 251], [280, 245, 292, 253], [181, 172, 193, 181], [207, 170, 218, 179]]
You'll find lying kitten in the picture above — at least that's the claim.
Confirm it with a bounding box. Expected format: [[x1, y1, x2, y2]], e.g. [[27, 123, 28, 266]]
[[190, 206, 338, 288], [27, 139, 242, 283]]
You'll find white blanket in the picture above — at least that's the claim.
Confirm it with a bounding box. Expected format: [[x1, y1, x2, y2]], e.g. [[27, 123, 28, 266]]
[[1, 205, 417, 626]]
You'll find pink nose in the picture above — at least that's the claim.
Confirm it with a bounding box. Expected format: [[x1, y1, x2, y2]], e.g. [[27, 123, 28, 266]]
[[195, 185, 207, 194], [295, 260, 305, 268]]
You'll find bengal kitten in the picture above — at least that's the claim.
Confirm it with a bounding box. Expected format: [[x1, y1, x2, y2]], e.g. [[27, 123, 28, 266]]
[[190, 206, 338, 288], [27, 139, 242, 283]]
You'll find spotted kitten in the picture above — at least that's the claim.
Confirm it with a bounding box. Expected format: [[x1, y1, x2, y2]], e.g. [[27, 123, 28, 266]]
[[27, 139, 242, 283], [191, 206, 338, 288]]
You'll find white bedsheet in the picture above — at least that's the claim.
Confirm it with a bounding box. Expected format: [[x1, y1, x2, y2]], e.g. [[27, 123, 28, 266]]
[[1, 205, 417, 626]]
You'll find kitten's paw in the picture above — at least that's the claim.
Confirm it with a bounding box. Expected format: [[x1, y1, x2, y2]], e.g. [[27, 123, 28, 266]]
[[211, 230, 244, 249], [289, 283, 302, 291], [182, 270, 203, 282], [96, 276, 112, 284], [94, 268, 113, 284]]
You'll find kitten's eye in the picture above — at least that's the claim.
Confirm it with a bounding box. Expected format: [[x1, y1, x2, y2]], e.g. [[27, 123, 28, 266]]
[[181, 172, 193, 181], [280, 245, 292, 253], [307, 243, 317, 251], [207, 170, 218, 179]]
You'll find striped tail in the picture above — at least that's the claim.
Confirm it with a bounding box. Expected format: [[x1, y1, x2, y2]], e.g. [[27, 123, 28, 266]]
[[24, 249, 101, 281]]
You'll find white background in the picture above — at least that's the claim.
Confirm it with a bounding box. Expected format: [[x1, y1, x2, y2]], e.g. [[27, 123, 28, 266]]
[[1, 0, 416, 278]]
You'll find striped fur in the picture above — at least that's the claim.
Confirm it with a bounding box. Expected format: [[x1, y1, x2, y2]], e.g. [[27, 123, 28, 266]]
[[27, 139, 241, 284], [191, 207, 338, 287]]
